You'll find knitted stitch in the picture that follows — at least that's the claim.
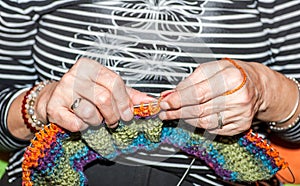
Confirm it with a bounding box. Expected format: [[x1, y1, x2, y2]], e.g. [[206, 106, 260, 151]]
[[22, 119, 287, 186]]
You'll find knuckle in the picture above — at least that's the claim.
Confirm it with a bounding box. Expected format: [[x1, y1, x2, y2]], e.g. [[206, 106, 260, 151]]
[[61, 72, 75, 85], [195, 106, 204, 118], [188, 108, 200, 118], [95, 90, 112, 106], [166, 91, 182, 109], [224, 67, 244, 90], [167, 99, 180, 109], [199, 116, 211, 126], [195, 81, 210, 101], [80, 106, 96, 121], [239, 92, 252, 105]]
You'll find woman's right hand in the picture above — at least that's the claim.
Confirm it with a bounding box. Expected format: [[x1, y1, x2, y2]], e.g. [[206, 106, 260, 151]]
[[36, 58, 154, 132]]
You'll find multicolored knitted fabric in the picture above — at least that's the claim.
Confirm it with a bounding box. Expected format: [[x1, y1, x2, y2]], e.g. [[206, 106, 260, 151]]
[[22, 118, 287, 186]]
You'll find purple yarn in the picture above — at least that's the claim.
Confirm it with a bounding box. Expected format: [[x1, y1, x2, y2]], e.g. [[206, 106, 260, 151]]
[[72, 150, 100, 171], [183, 145, 233, 180]]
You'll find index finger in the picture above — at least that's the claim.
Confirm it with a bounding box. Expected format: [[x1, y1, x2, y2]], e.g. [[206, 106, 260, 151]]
[[160, 67, 243, 110], [95, 66, 133, 121], [77, 58, 133, 121], [176, 59, 225, 90]]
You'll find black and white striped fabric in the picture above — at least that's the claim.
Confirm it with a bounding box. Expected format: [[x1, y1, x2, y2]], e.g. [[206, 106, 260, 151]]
[[1, 0, 300, 185]]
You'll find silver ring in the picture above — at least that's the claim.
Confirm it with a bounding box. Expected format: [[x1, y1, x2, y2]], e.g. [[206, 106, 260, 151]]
[[71, 98, 82, 110], [217, 112, 224, 129]]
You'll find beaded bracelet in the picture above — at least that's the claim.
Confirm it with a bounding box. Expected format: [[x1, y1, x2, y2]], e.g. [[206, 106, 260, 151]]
[[22, 80, 51, 133], [269, 77, 300, 131], [222, 58, 247, 96]]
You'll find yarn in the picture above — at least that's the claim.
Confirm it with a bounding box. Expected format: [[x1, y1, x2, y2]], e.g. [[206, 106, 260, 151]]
[[22, 118, 287, 186]]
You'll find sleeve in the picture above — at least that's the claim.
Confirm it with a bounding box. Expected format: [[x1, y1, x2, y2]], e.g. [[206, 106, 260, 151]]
[[258, 0, 300, 143], [0, 0, 80, 151], [258, 0, 300, 74]]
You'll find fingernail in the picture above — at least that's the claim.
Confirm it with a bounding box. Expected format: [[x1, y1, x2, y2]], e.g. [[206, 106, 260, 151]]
[[122, 108, 133, 121], [107, 122, 119, 129], [160, 101, 170, 110]]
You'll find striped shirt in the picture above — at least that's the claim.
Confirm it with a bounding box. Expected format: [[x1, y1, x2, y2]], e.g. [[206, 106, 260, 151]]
[[1, 0, 300, 185]]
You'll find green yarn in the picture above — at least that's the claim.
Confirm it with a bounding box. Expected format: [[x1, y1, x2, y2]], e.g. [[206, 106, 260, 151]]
[[82, 118, 279, 182], [220, 143, 265, 180], [111, 123, 139, 148], [31, 136, 84, 186], [83, 126, 116, 156], [24, 119, 286, 185], [142, 120, 163, 142]]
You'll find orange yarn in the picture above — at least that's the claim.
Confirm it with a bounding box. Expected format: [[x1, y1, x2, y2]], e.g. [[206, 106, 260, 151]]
[[22, 124, 65, 186], [133, 98, 162, 118], [245, 130, 288, 169]]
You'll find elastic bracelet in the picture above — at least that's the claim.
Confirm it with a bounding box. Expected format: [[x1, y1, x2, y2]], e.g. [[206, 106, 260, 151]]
[[22, 80, 51, 133], [222, 58, 247, 96], [269, 77, 300, 131]]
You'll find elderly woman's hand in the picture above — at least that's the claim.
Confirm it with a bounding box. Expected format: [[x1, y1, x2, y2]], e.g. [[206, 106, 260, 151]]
[[158, 58, 299, 136], [36, 58, 154, 132]]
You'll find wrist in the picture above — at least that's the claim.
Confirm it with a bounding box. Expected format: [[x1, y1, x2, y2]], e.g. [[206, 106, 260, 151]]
[[22, 80, 53, 132], [35, 81, 56, 125], [254, 65, 299, 123], [243, 62, 267, 116], [268, 77, 300, 131]]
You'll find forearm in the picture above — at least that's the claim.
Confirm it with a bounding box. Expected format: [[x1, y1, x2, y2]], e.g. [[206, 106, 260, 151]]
[[0, 87, 31, 151]]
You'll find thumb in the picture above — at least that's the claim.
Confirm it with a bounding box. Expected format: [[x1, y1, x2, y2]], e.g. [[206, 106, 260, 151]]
[[126, 87, 157, 105]]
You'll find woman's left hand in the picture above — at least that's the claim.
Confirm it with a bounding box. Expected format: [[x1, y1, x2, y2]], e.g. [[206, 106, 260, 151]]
[[158, 58, 265, 136]]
